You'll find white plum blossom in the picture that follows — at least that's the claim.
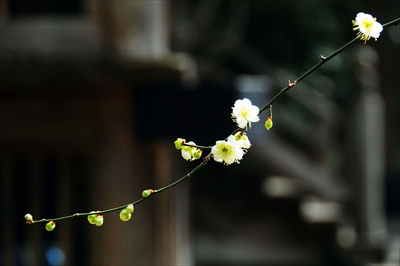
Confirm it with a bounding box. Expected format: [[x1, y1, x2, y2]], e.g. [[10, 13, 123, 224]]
[[174, 138, 202, 161], [211, 135, 244, 165], [181, 141, 202, 161], [352, 12, 383, 43], [232, 98, 260, 129]]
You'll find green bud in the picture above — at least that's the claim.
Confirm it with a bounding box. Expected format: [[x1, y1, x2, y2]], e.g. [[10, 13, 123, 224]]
[[234, 132, 248, 142], [120, 209, 132, 222], [24, 213, 33, 223], [174, 138, 185, 150], [125, 204, 134, 214], [265, 117, 273, 130], [87, 211, 97, 224], [234, 132, 242, 141], [45, 221, 56, 231], [193, 149, 202, 159], [142, 189, 152, 198], [94, 215, 104, 226]]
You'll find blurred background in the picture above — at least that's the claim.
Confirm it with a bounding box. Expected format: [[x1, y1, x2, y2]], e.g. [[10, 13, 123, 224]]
[[0, 0, 399, 265]]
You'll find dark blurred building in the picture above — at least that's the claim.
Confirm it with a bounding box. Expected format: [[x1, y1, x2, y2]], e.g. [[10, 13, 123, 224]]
[[1, 1, 399, 265]]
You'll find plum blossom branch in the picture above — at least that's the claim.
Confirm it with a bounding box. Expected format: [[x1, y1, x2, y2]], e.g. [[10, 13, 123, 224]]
[[182, 143, 213, 149], [25, 13, 400, 231], [25, 157, 211, 228], [259, 14, 398, 114], [258, 37, 359, 113], [382, 17, 400, 28]]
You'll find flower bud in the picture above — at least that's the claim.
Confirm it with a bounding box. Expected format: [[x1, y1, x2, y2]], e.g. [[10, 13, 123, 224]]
[[142, 189, 152, 198], [120, 209, 132, 222], [45, 221, 56, 231], [94, 215, 104, 226], [265, 117, 273, 130], [193, 149, 202, 159], [234, 132, 251, 149], [234, 132, 243, 141], [125, 204, 134, 214], [24, 213, 33, 224], [174, 138, 185, 150], [87, 211, 97, 225]]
